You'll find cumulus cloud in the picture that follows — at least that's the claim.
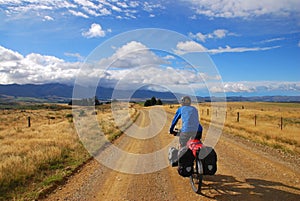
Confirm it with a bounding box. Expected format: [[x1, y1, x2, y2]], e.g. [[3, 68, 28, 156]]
[[187, 0, 300, 18], [174, 41, 207, 55], [82, 23, 109, 38], [0, 46, 80, 84], [96, 41, 167, 69]]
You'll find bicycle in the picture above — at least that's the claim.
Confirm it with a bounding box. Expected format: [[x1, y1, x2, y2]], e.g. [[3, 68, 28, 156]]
[[168, 129, 217, 194], [188, 140, 204, 194]]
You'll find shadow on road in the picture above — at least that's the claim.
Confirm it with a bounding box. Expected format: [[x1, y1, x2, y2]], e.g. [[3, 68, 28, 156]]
[[201, 174, 300, 200]]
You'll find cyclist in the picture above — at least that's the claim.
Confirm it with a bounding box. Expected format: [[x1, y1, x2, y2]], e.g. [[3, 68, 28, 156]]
[[169, 96, 202, 147]]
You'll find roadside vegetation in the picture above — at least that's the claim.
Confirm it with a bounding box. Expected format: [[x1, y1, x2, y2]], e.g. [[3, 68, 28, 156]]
[[0, 102, 139, 200]]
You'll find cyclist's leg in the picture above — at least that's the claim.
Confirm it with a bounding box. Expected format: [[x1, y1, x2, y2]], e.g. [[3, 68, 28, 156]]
[[179, 132, 190, 147], [195, 131, 202, 140]]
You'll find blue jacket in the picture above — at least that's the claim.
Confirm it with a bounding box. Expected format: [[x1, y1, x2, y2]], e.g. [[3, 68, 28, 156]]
[[170, 105, 202, 133]]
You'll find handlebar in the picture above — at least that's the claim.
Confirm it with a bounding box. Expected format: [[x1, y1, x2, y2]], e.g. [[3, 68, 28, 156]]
[[170, 128, 180, 136]]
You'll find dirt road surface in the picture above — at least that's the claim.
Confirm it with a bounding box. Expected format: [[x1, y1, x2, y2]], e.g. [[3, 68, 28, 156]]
[[43, 107, 300, 201]]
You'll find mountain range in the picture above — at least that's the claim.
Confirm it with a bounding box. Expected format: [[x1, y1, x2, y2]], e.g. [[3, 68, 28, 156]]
[[0, 83, 299, 103]]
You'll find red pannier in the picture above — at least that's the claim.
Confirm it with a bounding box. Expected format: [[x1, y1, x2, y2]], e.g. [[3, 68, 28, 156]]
[[187, 139, 203, 157], [187, 139, 217, 175]]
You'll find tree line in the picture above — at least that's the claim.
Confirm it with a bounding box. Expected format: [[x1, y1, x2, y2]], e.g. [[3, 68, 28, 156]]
[[144, 96, 163, 107]]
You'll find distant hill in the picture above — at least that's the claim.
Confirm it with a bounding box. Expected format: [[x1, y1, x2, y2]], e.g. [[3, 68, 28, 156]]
[[0, 83, 178, 102], [0, 83, 73, 98], [0, 83, 299, 103]]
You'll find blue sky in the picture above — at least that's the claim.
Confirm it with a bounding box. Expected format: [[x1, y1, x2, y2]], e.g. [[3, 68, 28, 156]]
[[0, 0, 299, 96]]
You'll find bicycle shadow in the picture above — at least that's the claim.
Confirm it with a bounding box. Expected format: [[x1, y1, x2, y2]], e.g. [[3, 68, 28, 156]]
[[201, 174, 300, 200]]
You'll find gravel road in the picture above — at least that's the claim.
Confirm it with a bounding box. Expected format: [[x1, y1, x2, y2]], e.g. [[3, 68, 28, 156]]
[[42, 107, 300, 201]]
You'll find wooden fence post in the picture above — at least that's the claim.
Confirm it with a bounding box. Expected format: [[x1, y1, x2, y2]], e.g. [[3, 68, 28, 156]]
[[207, 109, 209, 116], [254, 114, 257, 126], [280, 117, 283, 130], [28, 116, 31, 127], [237, 112, 240, 122]]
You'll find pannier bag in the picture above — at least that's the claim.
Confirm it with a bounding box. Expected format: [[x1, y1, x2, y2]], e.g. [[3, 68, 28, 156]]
[[177, 146, 195, 177], [187, 139, 203, 157], [198, 146, 217, 175], [168, 147, 179, 167]]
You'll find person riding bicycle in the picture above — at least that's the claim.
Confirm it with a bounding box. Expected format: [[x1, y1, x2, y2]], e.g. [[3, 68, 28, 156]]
[[169, 96, 203, 147]]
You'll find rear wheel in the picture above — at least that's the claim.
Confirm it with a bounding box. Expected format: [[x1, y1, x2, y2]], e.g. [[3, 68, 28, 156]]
[[189, 160, 203, 193]]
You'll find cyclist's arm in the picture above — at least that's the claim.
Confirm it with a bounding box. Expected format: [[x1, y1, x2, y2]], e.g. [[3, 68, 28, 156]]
[[169, 107, 182, 134]]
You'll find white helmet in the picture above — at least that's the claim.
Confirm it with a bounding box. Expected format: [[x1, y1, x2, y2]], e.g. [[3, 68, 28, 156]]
[[181, 96, 191, 106]]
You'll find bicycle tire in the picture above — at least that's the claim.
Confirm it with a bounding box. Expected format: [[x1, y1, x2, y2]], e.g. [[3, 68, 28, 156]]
[[189, 159, 203, 193]]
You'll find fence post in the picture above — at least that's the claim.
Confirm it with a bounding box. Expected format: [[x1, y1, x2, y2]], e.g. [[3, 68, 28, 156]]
[[237, 112, 239, 122], [28, 116, 31, 127], [280, 117, 283, 130], [207, 108, 209, 116], [254, 114, 257, 126]]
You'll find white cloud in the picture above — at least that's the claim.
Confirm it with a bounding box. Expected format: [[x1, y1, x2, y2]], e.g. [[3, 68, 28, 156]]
[[210, 81, 300, 93], [298, 41, 300, 47], [69, 9, 89, 18], [187, 0, 300, 18], [0, 46, 23, 61], [174, 40, 279, 55], [0, 0, 163, 20], [82, 6, 100, 17], [174, 41, 207, 55], [0, 46, 80, 84], [208, 45, 280, 54], [43, 15, 54, 21], [189, 29, 237, 42], [64, 52, 85, 61], [259, 37, 285, 44], [74, 0, 97, 9], [99, 8, 112, 16], [143, 2, 164, 12], [82, 23, 108, 38], [97, 41, 167, 69]]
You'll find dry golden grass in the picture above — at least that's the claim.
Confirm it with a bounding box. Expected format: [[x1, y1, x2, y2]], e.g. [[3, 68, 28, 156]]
[[165, 102, 300, 154], [0, 107, 89, 200], [0, 103, 139, 200]]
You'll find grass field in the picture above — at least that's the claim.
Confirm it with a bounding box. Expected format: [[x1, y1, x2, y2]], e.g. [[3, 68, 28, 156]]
[[198, 102, 300, 154], [165, 102, 300, 154], [0, 103, 139, 201]]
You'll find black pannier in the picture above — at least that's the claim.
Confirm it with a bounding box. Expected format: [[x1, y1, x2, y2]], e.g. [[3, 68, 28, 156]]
[[177, 146, 195, 177], [168, 147, 179, 167], [198, 146, 217, 175]]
